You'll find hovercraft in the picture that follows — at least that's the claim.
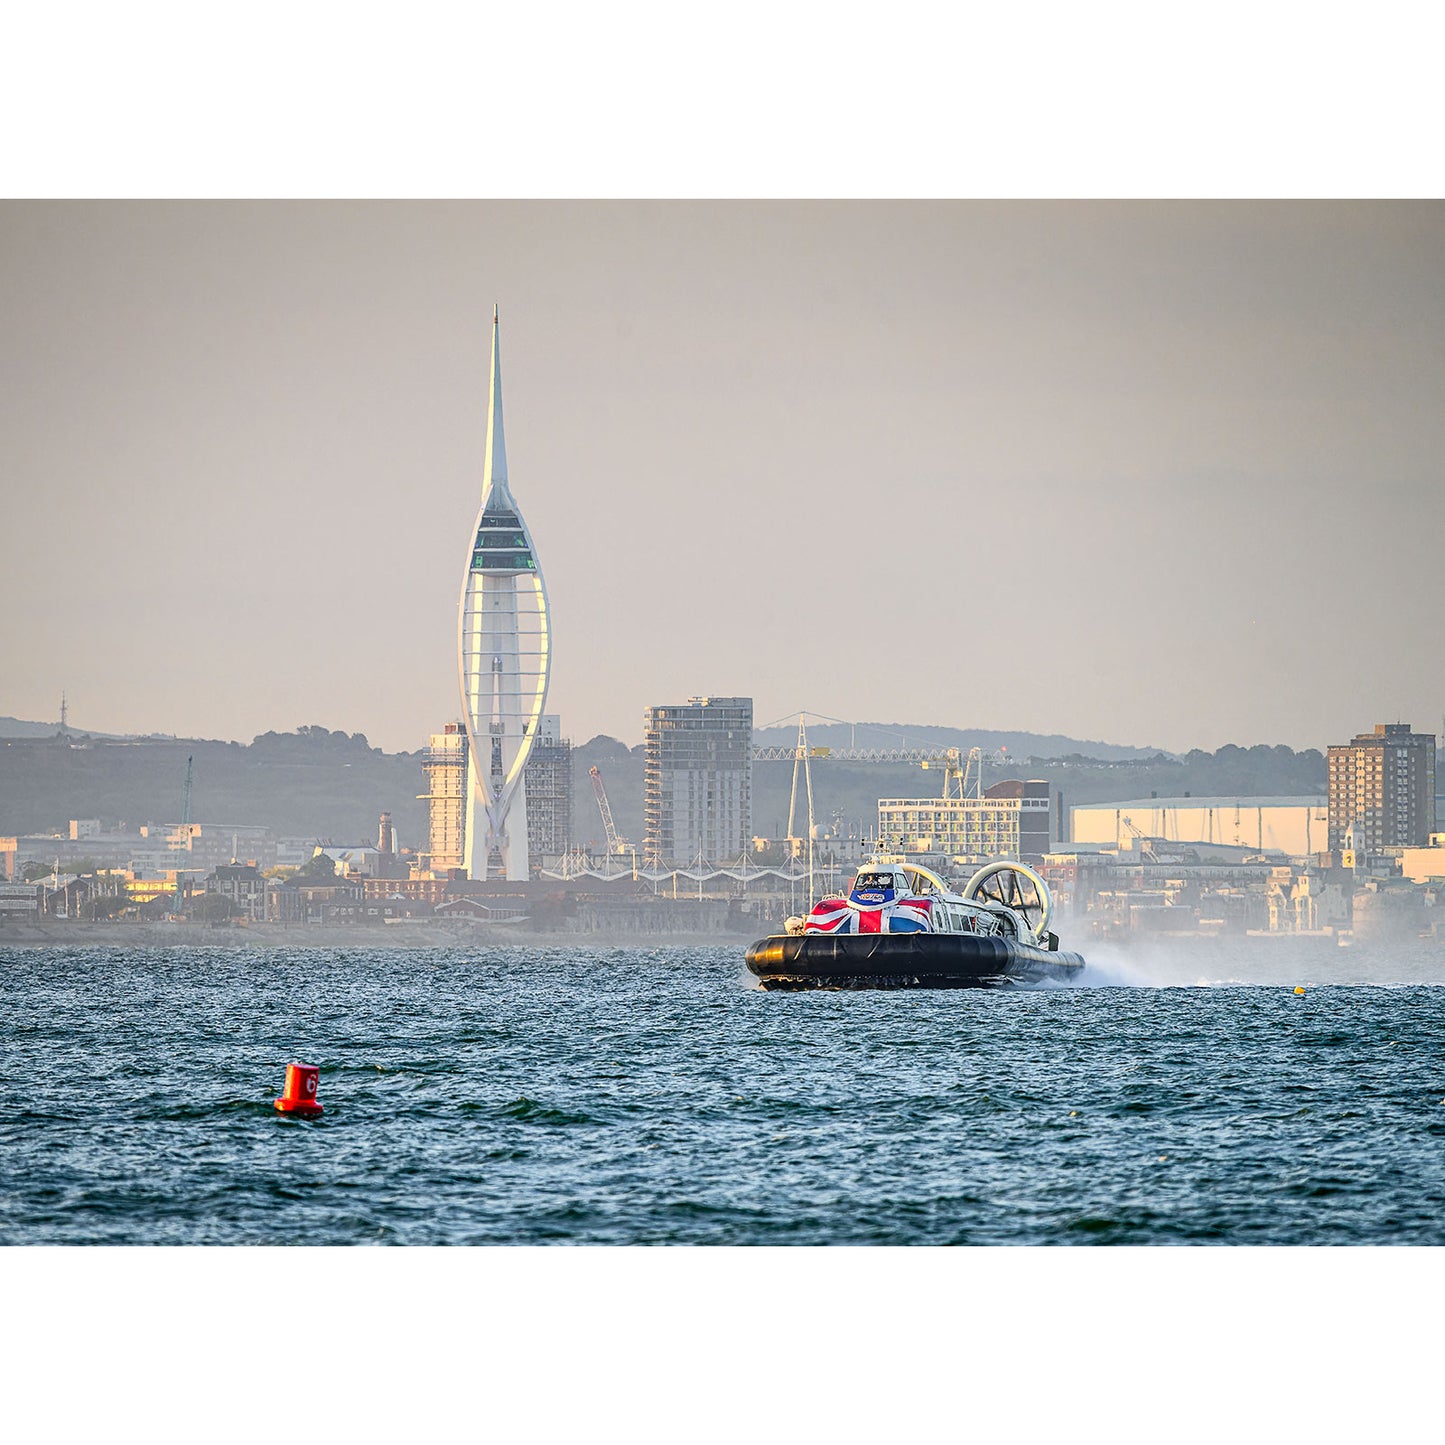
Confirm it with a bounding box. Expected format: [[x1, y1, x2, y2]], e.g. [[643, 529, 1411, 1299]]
[[745, 859, 1085, 990]]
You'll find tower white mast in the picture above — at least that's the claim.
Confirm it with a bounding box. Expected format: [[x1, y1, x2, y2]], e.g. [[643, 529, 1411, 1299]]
[[457, 307, 552, 880]]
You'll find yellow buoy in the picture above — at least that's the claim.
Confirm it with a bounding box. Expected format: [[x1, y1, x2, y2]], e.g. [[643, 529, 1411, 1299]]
[[1294, 986, 1306, 995]]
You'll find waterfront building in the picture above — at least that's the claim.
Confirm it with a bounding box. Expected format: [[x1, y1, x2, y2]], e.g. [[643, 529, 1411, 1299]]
[[878, 780, 1051, 865], [1400, 834, 1445, 884], [457, 308, 552, 881], [0, 881, 41, 918], [1327, 723, 1437, 852], [283, 879, 364, 925], [644, 698, 752, 868], [1069, 796, 1329, 857], [1040, 847, 1354, 937], [127, 873, 184, 908], [204, 863, 265, 921]]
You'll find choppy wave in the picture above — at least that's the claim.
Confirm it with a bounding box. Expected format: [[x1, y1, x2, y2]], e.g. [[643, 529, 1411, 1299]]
[[3, 942, 1445, 1243]]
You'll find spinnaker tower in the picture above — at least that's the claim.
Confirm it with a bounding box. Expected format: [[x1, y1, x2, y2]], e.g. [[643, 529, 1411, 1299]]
[[457, 307, 552, 880]]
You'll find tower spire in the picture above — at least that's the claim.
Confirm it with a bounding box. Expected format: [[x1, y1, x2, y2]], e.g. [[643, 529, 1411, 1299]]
[[457, 305, 551, 881], [483, 303, 508, 493]]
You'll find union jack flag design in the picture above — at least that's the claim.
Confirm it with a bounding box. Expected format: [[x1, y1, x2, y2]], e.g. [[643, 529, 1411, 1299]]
[[803, 894, 935, 935]]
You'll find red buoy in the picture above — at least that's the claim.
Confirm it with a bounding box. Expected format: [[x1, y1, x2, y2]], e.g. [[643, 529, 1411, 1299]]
[[274, 1062, 324, 1117]]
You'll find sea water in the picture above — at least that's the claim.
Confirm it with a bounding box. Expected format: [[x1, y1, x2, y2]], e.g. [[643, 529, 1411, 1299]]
[[4, 941, 1445, 1245]]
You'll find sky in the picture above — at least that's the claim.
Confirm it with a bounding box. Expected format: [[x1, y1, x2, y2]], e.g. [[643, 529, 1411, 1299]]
[[2, 199, 1443, 755]]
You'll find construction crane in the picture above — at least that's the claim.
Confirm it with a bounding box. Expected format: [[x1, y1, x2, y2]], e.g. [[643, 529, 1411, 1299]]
[[589, 766, 627, 855], [181, 755, 194, 827], [587, 766, 639, 880], [1116, 812, 1162, 861]]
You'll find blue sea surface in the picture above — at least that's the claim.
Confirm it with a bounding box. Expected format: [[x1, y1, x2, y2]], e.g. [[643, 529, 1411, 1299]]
[[4, 941, 1445, 1245]]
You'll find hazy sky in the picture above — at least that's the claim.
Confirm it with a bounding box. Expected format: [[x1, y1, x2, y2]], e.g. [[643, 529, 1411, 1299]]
[[3, 201, 1442, 754]]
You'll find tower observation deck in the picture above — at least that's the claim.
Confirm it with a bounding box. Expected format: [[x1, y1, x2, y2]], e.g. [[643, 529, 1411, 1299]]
[[457, 308, 552, 880]]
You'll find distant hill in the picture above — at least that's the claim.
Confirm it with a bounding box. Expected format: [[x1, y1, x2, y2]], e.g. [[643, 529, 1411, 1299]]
[[0, 718, 1335, 854], [3, 713, 1167, 759], [0, 729, 428, 843], [0, 723, 654, 855], [752, 721, 1168, 762], [0, 716, 131, 740]]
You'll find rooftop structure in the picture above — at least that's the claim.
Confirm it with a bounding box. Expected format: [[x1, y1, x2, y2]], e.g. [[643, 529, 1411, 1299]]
[[457, 309, 552, 880]]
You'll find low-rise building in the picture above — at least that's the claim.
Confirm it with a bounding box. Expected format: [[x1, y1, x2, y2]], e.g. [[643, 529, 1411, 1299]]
[[434, 896, 528, 922], [0, 881, 41, 917], [1042, 844, 1358, 937], [204, 863, 265, 921], [362, 876, 453, 906], [1069, 796, 1328, 856], [1, 821, 280, 881], [878, 780, 1052, 864], [290, 880, 364, 924], [265, 881, 304, 924], [1400, 834, 1445, 885]]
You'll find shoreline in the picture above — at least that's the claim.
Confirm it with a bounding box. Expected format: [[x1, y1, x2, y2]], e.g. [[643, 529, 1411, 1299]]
[[0, 920, 761, 951]]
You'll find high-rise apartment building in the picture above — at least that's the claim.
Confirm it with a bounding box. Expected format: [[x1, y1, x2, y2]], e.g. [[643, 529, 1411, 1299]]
[[644, 697, 752, 867], [1327, 722, 1437, 852], [420, 724, 468, 874], [457, 308, 552, 881], [523, 714, 573, 864]]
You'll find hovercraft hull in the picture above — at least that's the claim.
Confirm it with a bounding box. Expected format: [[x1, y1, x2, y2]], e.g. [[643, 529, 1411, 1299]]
[[745, 932, 1085, 990]]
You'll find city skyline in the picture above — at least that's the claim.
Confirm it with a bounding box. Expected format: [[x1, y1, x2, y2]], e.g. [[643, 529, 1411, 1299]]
[[3, 202, 1443, 756]]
